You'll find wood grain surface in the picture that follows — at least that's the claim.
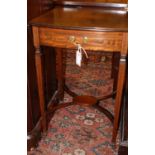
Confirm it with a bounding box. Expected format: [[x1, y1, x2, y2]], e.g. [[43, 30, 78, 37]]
[[30, 6, 128, 32]]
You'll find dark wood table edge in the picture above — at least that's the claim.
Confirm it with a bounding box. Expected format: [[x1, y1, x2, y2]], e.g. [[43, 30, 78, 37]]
[[53, 1, 128, 9], [28, 23, 128, 32]]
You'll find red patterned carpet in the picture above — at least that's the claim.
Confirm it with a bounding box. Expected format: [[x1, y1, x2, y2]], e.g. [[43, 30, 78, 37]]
[[28, 51, 120, 155]]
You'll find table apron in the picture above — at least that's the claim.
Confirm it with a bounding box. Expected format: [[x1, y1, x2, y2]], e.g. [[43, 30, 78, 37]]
[[39, 27, 124, 52]]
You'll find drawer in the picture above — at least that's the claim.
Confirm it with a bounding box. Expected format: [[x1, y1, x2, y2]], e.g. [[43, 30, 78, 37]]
[[39, 27, 123, 52]]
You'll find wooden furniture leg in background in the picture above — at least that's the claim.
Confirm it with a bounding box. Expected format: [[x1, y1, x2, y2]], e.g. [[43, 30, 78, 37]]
[[56, 48, 65, 101], [111, 52, 120, 94]]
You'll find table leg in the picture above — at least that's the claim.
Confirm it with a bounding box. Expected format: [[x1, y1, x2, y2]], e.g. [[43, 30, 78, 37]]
[[56, 48, 65, 101], [111, 52, 120, 94], [35, 47, 47, 133], [112, 55, 126, 142]]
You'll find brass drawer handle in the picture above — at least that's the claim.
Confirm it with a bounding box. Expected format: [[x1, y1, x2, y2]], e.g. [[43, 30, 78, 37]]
[[69, 36, 88, 44], [69, 36, 76, 43], [83, 36, 88, 43]]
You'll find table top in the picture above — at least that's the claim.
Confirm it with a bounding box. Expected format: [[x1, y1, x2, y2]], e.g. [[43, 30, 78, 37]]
[[30, 6, 128, 32], [54, 0, 127, 3], [53, 0, 128, 6]]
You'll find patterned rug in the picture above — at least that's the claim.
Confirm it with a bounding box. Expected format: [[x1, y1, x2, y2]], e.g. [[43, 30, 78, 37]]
[[28, 50, 120, 155]]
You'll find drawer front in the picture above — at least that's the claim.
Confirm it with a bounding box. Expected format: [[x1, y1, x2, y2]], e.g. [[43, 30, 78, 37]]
[[39, 27, 123, 52]]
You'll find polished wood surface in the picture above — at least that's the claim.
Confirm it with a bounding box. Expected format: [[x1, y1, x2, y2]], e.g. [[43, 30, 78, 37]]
[[54, 0, 128, 7], [54, 0, 127, 3], [39, 28, 124, 51], [30, 2, 128, 144], [73, 95, 97, 106], [30, 6, 127, 32]]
